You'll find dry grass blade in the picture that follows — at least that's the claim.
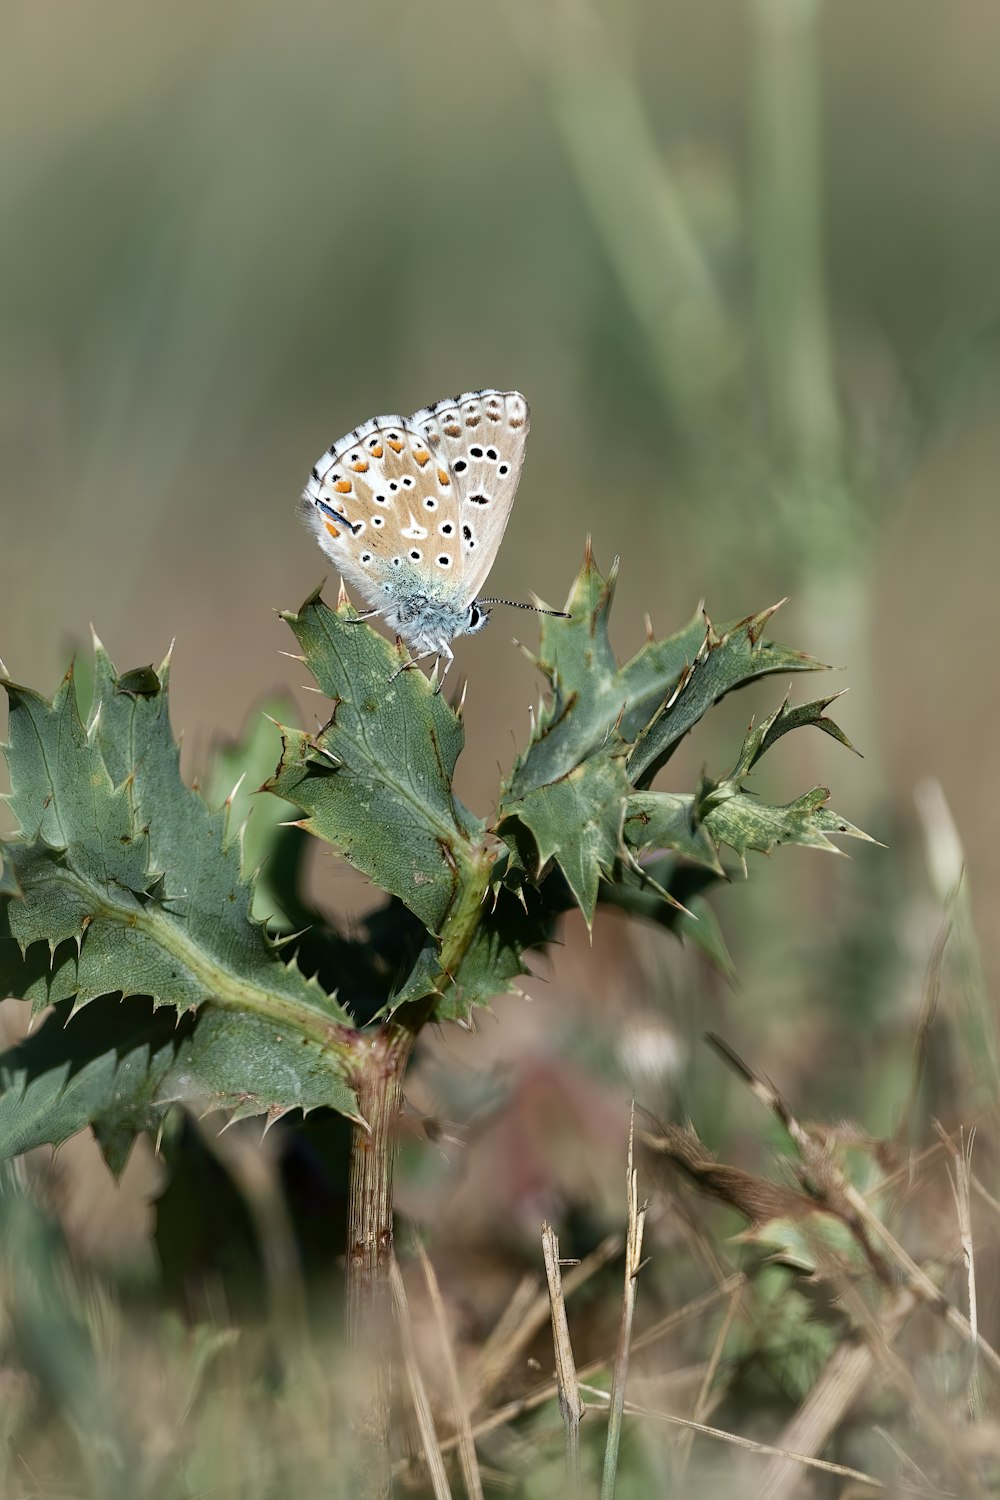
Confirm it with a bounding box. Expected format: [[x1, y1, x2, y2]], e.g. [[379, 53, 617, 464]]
[[467, 1273, 541, 1412], [390, 1256, 453, 1500], [580, 1384, 894, 1493], [541, 1222, 585, 1495], [670, 1271, 743, 1487], [469, 1232, 624, 1414], [419, 1272, 746, 1470], [601, 1105, 647, 1500], [415, 1241, 484, 1500], [939, 1122, 984, 1422]]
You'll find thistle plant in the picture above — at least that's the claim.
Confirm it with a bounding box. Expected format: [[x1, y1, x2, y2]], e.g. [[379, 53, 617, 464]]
[[0, 544, 869, 1478]]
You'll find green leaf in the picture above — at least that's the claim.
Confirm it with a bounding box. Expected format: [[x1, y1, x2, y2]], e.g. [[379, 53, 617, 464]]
[[628, 602, 826, 787], [202, 696, 303, 930], [269, 593, 486, 935], [499, 747, 630, 926], [624, 791, 725, 875], [385, 880, 557, 1020], [736, 1212, 874, 1279], [728, 693, 858, 781], [505, 547, 706, 798], [700, 784, 874, 869], [600, 858, 736, 980], [0, 649, 359, 1155], [0, 996, 359, 1174]]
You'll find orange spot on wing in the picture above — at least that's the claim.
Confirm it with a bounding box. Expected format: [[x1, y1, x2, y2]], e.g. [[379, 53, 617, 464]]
[[414, 448, 431, 466], [370, 443, 383, 458], [437, 468, 451, 486], [334, 479, 352, 494], [387, 438, 404, 453], [324, 522, 340, 538], [351, 459, 369, 473]]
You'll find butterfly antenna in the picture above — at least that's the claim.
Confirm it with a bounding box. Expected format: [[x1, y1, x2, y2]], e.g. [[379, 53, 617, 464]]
[[478, 598, 570, 619]]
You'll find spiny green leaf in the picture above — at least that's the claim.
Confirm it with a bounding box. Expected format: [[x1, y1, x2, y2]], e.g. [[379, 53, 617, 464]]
[[384, 882, 556, 1021], [0, 997, 358, 1174], [628, 602, 826, 787], [729, 693, 858, 780], [505, 547, 706, 797], [1, 649, 359, 1154], [499, 747, 630, 926], [699, 784, 874, 869], [270, 593, 486, 935], [624, 791, 725, 875]]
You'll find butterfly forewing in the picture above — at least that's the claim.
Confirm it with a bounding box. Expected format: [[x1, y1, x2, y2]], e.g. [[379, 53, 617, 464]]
[[302, 416, 467, 611], [408, 389, 530, 600]]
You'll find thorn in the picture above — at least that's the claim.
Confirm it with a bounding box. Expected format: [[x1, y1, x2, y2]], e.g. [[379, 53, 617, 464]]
[[225, 771, 247, 807], [309, 743, 341, 766], [583, 534, 593, 566], [277, 650, 307, 663], [337, 579, 350, 609], [644, 613, 654, 642], [746, 598, 788, 647]]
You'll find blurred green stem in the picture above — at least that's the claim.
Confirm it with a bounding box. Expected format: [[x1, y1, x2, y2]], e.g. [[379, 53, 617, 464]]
[[543, 0, 738, 420], [751, 0, 842, 474]]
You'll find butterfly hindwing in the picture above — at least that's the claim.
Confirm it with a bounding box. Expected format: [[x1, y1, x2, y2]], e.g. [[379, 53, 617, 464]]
[[302, 416, 467, 612]]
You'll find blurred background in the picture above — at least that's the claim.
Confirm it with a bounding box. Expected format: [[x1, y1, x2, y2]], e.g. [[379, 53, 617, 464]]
[[2, 0, 1000, 1491]]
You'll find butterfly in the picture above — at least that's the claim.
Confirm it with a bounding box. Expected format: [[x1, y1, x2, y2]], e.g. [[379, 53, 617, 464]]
[[300, 388, 565, 685]]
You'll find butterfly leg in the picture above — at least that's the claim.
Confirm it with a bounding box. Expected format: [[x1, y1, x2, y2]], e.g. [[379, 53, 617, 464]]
[[342, 609, 382, 625], [388, 642, 454, 691], [388, 648, 436, 684], [432, 644, 455, 693]]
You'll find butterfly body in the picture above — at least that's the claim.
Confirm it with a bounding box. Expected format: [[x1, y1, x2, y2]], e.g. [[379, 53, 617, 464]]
[[301, 389, 530, 679]]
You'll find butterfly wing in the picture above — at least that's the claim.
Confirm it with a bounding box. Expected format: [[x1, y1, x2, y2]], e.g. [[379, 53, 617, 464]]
[[407, 389, 530, 600], [301, 415, 467, 614]]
